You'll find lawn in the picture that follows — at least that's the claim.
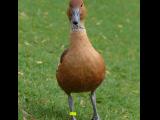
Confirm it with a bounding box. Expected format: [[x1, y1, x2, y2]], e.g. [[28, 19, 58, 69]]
[[18, 0, 140, 120]]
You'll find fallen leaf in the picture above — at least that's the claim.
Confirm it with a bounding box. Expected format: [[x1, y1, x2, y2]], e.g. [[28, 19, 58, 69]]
[[80, 99, 86, 108], [18, 71, 24, 76], [117, 24, 123, 28], [41, 39, 47, 43], [102, 35, 106, 40], [106, 70, 110, 75], [20, 12, 27, 18], [96, 20, 102, 26], [44, 12, 48, 16], [24, 42, 30, 46], [36, 61, 43, 64]]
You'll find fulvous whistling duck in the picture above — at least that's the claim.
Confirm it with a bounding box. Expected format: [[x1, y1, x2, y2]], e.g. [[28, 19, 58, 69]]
[[56, 0, 106, 119]]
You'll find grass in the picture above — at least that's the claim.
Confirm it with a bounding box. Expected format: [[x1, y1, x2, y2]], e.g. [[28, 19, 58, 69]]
[[18, 0, 140, 120]]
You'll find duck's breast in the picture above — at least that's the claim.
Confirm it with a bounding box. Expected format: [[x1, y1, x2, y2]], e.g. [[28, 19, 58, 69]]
[[56, 46, 106, 93]]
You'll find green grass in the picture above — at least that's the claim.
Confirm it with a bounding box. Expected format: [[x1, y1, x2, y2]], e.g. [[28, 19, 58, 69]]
[[18, 0, 140, 119]]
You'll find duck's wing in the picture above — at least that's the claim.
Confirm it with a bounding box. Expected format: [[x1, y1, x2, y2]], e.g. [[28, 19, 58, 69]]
[[56, 48, 69, 73], [60, 48, 69, 63]]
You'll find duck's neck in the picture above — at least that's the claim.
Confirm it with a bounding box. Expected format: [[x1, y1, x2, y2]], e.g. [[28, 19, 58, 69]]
[[70, 21, 86, 33], [69, 21, 92, 48]]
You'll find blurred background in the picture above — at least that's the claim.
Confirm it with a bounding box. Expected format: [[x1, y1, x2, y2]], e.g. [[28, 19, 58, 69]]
[[18, 0, 140, 119]]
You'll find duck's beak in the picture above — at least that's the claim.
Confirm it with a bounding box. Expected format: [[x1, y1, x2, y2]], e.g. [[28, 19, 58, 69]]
[[71, 8, 80, 25]]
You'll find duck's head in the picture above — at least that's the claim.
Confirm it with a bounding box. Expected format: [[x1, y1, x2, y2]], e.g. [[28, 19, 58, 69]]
[[67, 0, 87, 27]]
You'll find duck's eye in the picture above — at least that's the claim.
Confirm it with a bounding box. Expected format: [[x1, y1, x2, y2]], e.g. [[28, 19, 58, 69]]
[[81, 3, 83, 7]]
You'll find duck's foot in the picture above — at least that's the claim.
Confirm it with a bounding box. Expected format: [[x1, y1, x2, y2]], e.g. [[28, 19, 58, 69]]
[[91, 115, 100, 120], [71, 116, 77, 120]]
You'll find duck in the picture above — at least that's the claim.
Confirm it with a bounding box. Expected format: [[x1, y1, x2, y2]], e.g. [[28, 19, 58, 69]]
[[56, 0, 106, 119]]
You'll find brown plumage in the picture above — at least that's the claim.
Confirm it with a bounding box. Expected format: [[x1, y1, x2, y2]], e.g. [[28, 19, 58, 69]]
[[56, 1, 106, 94], [56, 31, 106, 94]]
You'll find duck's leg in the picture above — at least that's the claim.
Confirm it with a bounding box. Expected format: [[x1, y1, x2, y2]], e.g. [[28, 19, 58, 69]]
[[90, 91, 100, 120], [68, 94, 77, 120]]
